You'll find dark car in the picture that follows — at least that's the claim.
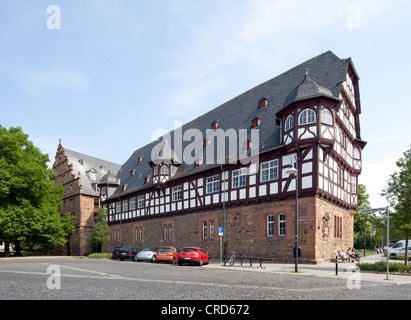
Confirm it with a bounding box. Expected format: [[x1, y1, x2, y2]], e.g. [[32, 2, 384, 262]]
[[112, 247, 139, 261]]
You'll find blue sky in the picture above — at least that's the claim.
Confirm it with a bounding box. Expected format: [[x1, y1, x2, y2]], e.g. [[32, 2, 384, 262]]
[[1, 0, 410, 209]]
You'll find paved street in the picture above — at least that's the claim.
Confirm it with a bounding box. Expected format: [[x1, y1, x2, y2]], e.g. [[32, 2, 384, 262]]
[[0, 256, 410, 302]]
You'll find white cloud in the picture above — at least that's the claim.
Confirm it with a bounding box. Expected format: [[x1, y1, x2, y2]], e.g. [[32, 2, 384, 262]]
[[14, 66, 90, 97]]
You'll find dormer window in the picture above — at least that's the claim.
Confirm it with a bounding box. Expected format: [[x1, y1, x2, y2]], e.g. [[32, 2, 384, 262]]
[[299, 109, 316, 125], [243, 140, 252, 151], [259, 98, 268, 110], [211, 121, 219, 130], [130, 170, 136, 176], [251, 117, 261, 129], [144, 176, 150, 184], [122, 184, 128, 191], [204, 138, 211, 148], [195, 159, 203, 167], [138, 156, 143, 164]]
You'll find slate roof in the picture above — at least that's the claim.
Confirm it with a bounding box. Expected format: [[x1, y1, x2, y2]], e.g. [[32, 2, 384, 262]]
[[64, 148, 121, 197], [108, 51, 357, 200]]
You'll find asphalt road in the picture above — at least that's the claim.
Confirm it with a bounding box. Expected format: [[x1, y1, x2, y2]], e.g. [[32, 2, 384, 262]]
[[0, 257, 410, 303]]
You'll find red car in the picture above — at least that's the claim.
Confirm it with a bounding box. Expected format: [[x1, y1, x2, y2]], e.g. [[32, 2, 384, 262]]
[[178, 247, 209, 266]]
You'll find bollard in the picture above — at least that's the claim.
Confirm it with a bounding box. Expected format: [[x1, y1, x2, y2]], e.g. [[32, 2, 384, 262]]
[[240, 256, 243, 267], [260, 256, 263, 268], [335, 253, 338, 276], [250, 257, 253, 268]]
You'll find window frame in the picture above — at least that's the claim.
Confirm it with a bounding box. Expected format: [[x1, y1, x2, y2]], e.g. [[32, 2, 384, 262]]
[[206, 175, 220, 194], [298, 108, 316, 125], [172, 185, 182, 201], [278, 213, 286, 236], [267, 215, 274, 237], [232, 168, 246, 188], [260, 159, 278, 182], [321, 108, 333, 125], [285, 115, 294, 131]]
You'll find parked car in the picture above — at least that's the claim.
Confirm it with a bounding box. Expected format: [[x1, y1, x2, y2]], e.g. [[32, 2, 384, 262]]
[[156, 246, 179, 264], [120, 247, 139, 261], [178, 247, 209, 266], [385, 240, 411, 256], [387, 246, 411, 257], [112, 247, 126, 259], [135, 248, 157, 262]]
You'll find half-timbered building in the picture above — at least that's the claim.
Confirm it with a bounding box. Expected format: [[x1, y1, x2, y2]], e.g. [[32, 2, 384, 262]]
[[100, 51, 366, 263]]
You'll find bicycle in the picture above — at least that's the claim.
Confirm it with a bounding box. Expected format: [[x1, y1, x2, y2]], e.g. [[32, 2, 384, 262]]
[[228, 251, 237, 266]]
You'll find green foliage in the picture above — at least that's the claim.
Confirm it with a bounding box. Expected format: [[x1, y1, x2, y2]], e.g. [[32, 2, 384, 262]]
[[357, 261, 411, 273], [88, 253, 112, 259], [0, 125, 75, 252], [382, 145, 411, 265], [90, 207, 111, 253]]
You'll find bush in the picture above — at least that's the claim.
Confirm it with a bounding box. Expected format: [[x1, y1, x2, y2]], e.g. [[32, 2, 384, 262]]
[[88, 253, 112, 259], [357, 261, 411, 273]]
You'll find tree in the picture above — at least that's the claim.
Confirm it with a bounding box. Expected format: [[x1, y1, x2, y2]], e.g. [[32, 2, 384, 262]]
[[90, 207, 111, 253], [354, 184, 371, 234], [382, 146, 411, 266], [0, 125, 75, 255]]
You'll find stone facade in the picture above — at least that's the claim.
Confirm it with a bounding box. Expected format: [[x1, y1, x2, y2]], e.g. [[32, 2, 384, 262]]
[[53, 141, 121, 256], [104, 195, 354, 263]]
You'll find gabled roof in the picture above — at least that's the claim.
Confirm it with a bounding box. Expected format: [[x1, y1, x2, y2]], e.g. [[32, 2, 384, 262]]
[[63, 148, 121, 197], [108, 51, 355, 200]]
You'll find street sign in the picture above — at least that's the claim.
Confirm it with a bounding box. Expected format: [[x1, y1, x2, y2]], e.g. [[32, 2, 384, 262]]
[[218, 227, 224, 237], [359, 207, 387, 213]]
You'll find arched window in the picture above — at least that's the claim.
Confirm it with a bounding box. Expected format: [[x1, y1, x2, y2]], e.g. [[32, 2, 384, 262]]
[[321, 108, 333, 125], [299, 109, 316, 125], [285, 115, 294, 131], [353, 148, 360, 160]]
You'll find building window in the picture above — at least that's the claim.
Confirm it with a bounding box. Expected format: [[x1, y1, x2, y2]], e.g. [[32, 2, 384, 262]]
[[285, 115, 294, 131], [321, 108, 333, 125], [259, 98, 267, 110], [161, 165, 169, 175], [353, 148, 360, 160], [137, 195, 145, 209], [195, 159, 203, 167], [334, 216, 342, 239], [260, 159, 278, 182], [251, 117, 260, 129], [278, 214, 286, 236], [243, 140, 251, 151], [116, 201, 121, 213], [351, 176, 357, 193], [204, 138, 211, 148], [122, 200, 128, 212], [209, 220, 214, 238], [172, 185, 182, 201], [202, 221, 207, 239], [232, 168, 246, 188], [169, 224, 173, 240], [299, 109, 316, 125], [267, 215, 274, 237], [211, 121, 219, 130], [164, 225, 168, 241], [130, 198, 136, 210], [206, 175, 220, 194]]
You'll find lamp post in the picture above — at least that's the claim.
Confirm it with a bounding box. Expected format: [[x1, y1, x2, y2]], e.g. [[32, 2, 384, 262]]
[[286, 156, 299, 273]]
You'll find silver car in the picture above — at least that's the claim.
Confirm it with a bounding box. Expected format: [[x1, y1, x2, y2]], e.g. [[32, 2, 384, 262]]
[[135, 248, 157, 262]]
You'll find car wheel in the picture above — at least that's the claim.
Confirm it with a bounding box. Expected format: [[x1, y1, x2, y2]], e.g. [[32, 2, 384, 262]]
[[171, 258, 175, 264], [151, 256, 156, 263], [199, 258, 203, 266], [178, 260, 182, 266]]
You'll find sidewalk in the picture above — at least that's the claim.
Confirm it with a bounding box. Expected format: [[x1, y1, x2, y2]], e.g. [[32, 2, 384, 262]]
[[205, 254, 411, 285]]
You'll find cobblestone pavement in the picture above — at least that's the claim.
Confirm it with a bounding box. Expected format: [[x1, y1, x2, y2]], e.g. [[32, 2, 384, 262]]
[[0, 255, 409, 302]]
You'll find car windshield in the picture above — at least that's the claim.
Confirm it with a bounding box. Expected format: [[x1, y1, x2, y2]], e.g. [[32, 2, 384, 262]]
[[142, 248, 155, 251], [158, 248, 172, 252], [182, 248, 197, 252]]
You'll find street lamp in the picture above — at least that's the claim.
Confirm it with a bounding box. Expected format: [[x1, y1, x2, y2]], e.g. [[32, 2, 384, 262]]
[[285, 157, 299, 272]]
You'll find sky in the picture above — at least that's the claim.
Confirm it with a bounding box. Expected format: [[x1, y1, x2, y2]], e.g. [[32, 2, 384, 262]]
[[1, 0, 410, 209]]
